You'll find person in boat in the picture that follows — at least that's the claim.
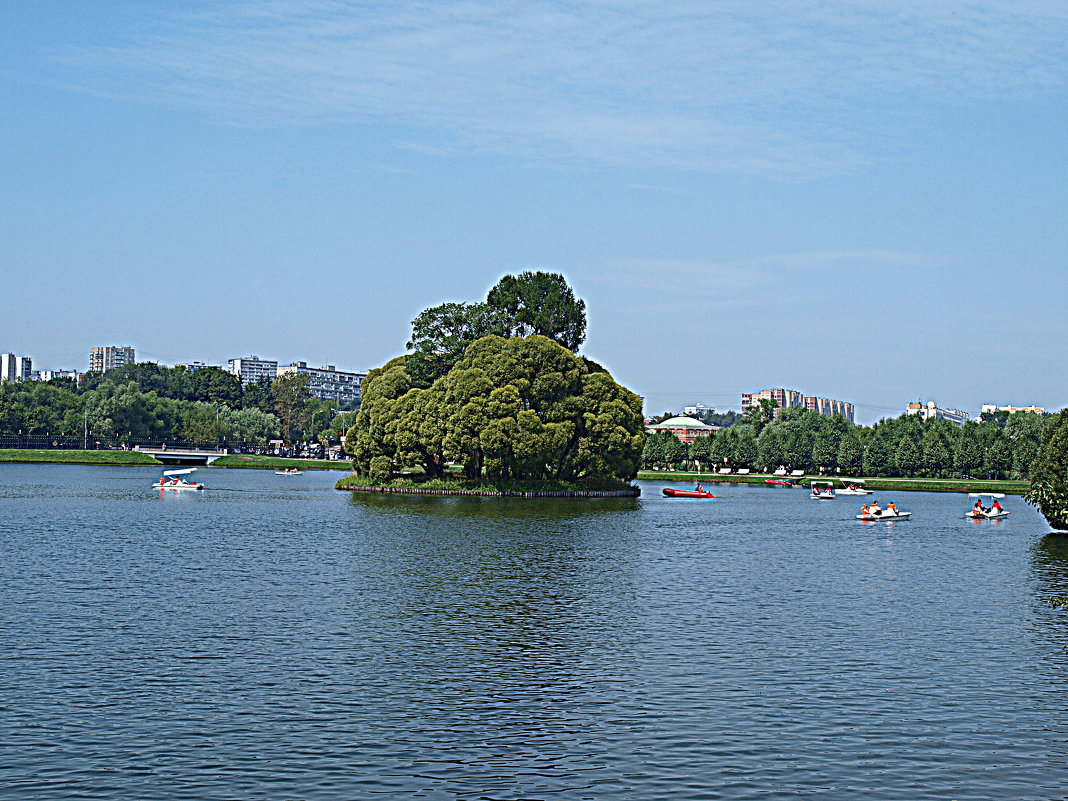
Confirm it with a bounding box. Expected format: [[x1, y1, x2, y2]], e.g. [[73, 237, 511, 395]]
[[695, 483, 703, 493], [973, 498, 987, 515], [991, 499, 1003, 515], [860, 504, 870, 516], [886, 501, 899, 516], [869, 500, 882, 516]]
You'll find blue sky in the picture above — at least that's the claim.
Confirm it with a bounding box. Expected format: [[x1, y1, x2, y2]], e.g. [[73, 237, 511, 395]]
[[2, 1, 1066, 422]]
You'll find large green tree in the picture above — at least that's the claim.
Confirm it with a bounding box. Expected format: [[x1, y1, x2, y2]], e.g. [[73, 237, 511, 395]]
[[1025, 409, 1068, 530], [347, 335, 643, 484], [405, 301, 507, 387], [743, 398, 778, 434], [272, 373, 313, 443], [485, 271, 587, 351]]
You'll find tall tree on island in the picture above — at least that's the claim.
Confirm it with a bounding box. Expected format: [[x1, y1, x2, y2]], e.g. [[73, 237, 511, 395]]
[[406, 301, 507, 387], [404, 271, 588, 388], [485, 271, 587, 351]]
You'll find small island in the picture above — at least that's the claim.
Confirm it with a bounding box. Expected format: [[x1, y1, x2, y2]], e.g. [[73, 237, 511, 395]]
[[336, 272, 645, 497]]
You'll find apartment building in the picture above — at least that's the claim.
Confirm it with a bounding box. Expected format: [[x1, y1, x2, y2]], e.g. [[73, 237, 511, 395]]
[[980, 404, 1045, 415], [741, 387, 804, 411], [0, 353, 32, 382], [275, 362, 366, 406], [177, 361, 222, 373], [227, 356, 278, 385], [88, 346, 135, 372], [803, 396, 856, 424]]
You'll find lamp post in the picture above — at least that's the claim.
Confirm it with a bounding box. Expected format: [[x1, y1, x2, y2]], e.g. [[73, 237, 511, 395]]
[[83, 407, 88, 450]]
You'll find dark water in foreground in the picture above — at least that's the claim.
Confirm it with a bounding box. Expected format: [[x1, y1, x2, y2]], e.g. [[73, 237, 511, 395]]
[[2, 463, 1067, 800]]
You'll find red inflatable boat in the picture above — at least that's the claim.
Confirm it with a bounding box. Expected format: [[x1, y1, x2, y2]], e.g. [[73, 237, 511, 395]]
[[662, 487, 716, 498]]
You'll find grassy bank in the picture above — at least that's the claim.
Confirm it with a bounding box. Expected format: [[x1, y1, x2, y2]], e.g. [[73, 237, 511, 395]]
[[210, 454, 351, 471], [336, 473, 636, 493], [636, 470, 1030, 495], [0, 449, 162, 466]]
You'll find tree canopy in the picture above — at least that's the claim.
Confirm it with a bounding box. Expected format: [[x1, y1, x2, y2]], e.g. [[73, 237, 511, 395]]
[[346, 335, 644, 484], [0, 361, 357, 445], [640, 406, 1054, 480], [404, 272, 587, 387], [485, 271, 586, 351], [1026, 409, 1068, 530]]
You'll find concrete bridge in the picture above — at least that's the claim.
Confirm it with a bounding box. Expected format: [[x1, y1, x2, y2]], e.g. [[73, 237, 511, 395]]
[[133, 446, 227, 465]]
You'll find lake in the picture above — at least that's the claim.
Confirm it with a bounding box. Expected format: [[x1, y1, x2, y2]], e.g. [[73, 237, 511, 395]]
[[2, 463, 1067, 800]]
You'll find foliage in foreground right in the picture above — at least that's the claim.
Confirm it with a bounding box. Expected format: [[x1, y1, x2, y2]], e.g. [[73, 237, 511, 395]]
[[1025, 409, 1068, 530]]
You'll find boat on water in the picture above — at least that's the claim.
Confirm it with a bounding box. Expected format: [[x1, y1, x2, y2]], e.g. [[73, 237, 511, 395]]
[[152, 468, 204, 491], [856, 500, 910, 521], [764, 478, 796, 487], [663, 487, 715, 498], [837, 479, 873, 496], [856, 511, 912, 522], [810, 480, 836, 500], [275, 469, 304, 475], [966, 493, 1009, 520]]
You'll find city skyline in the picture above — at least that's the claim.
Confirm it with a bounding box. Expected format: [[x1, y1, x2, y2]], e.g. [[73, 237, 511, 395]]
[[3, 2, 1066, 424], [3, 339, 1045, 426]]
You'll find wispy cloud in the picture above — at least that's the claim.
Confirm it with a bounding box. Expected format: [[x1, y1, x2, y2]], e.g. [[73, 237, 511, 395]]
[[56, 0, 1068, 173]]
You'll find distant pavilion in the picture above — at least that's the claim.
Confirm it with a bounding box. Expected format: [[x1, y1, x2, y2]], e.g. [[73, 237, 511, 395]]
[[645, 415, 719, 443]]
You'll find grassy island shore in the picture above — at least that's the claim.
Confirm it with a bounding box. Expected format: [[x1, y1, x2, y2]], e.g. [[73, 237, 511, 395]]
[[336, 473, 639, 496], [0, 449, 162, 466], [637, 470, 1030, 495], [210, 454, 352, 471]]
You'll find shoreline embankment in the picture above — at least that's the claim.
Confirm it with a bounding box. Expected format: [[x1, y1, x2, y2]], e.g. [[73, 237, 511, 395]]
[[637, 470, 1030, 495]]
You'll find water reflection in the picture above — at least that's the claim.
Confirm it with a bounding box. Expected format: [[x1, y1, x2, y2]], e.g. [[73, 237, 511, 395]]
[[345, 488, 640, 519], [1031, 533, 1068, 593], [337, 490, 647, 794]]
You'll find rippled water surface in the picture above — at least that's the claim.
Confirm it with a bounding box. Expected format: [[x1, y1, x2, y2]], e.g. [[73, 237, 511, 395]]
[[3, 463, 1068, 800]]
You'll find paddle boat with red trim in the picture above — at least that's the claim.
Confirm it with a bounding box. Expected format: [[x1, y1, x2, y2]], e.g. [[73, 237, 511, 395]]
[[966, 493, 1009, 520], [152, 468, 204, 491]]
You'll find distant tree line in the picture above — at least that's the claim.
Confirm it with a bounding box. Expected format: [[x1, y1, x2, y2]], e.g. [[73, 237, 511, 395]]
[[0, 362, 356, 445], [642, 404, 1054, 480]]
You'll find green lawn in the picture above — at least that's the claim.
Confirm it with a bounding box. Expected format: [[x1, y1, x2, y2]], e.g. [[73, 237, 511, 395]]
[[0, 449, 162, 465], [210, 454, 352, 470], [636, 470, 1030, 495]]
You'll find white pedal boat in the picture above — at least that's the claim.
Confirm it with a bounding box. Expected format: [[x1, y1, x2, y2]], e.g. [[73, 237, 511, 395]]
[[275, 469, 304, 475], [966, 493, 1008, 520], [837, 480, 873, 496], [152, 468, 204, 490], [856, 511, 911, 521], [810, 480, 836, 499]]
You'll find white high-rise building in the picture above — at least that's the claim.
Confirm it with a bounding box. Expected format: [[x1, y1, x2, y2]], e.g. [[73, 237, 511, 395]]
[[1, 353, 32, 382], [276, 362, 367, 406], [227, 355, 278, 385]]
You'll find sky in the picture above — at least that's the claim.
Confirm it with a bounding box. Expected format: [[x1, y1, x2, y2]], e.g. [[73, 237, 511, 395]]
[[2, 0, 1066, 423]]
